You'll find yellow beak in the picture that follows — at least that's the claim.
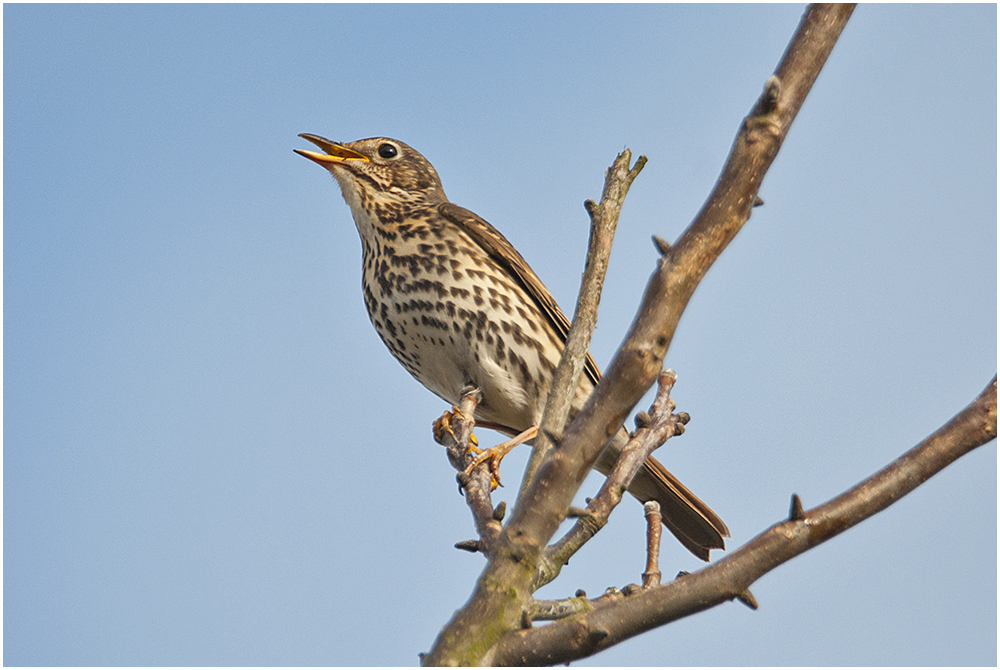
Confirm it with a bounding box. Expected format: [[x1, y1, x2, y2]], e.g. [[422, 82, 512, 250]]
[[294, 133, 369, 166]]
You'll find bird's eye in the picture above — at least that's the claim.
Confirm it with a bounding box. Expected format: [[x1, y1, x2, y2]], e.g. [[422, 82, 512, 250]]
[[378, 144, 398, 159]]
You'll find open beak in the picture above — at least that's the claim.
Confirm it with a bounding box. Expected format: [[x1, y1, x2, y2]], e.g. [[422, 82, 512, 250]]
[[294, 133, 369, 166]]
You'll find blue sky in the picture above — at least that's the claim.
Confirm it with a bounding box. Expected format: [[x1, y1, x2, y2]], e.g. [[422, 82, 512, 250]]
[[4, 4, 996, 666]]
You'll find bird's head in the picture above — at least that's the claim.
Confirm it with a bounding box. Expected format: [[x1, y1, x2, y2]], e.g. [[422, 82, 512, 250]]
[[295, 135, 448, 224]]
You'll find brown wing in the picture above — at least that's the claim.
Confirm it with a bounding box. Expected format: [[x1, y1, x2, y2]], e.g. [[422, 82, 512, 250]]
[[439, 202, 602, 388], [441, 203, 729, 560]]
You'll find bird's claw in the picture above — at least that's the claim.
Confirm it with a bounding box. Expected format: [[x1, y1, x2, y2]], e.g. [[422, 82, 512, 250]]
[[460, 425, 539, 491], [433, 406, 478, 447]]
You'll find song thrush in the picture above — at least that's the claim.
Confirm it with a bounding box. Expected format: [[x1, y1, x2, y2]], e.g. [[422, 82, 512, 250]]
[[295, 134, 728, 559]]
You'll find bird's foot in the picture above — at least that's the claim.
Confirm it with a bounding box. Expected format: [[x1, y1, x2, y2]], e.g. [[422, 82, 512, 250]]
[[433, 406, 479, 448], [461, 425, 539, 490]]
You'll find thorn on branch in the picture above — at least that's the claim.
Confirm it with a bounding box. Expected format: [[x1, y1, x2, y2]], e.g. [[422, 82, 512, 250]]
[[492, 500, 507, 521], [753, 195, 765, 207], [455, 539, 481, 553], [584, 199, 599, 217], [736, 589, 759, 610], [652, 235, 672, 256], [789, 493, 805, 521]]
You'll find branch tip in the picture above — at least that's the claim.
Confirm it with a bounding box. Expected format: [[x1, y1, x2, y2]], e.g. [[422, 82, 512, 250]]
[[623, 154, 647, 186]]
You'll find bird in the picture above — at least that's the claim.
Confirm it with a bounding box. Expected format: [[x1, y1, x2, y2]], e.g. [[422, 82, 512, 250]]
[[294, 134, 729, 560]]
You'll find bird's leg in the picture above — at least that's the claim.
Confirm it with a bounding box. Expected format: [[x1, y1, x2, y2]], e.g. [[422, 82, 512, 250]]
[[462, 425, 539, 489]]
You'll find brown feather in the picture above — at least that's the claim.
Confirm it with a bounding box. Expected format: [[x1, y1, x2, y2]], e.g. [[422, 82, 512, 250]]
[[439, 202, 729, 559], [438, 202, 602, 388]]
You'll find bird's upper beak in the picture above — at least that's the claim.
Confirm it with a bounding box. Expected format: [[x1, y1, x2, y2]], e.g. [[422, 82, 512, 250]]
[[294, 133, 369, 167]]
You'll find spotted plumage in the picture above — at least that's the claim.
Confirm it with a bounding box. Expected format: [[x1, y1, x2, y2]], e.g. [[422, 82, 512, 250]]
[[295, 134, 729, 559]]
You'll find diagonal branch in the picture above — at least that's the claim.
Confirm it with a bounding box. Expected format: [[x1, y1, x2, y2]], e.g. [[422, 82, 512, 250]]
[[506, 0, 856, 562], [491, 376, 997, 665], [422, 5, 855, 665]]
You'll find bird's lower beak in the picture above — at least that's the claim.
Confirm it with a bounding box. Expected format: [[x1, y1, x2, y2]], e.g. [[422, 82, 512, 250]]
[[294, 133, 369, 166]]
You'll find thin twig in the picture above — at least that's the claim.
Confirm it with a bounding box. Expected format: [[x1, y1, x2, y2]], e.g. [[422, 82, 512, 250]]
[[537, 370, 686, 588], [518, 150, 646, 505], [642, 501, 662, 588]]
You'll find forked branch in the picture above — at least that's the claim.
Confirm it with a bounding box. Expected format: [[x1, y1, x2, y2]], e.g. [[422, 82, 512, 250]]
[[424, 5, 857, 665], [491, 377, 997, 665], [536, 370, 688, 589]]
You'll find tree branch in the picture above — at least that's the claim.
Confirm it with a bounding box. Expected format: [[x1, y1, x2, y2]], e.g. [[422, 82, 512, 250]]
[[641, 501, 663, 589], [491, 376, 997, 665], [505, 3, 855, 552], [536, 370, 687, 589], [433, 388, 504, 554], [422, 5, 855, 665], [518, 149, 646, 503]]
